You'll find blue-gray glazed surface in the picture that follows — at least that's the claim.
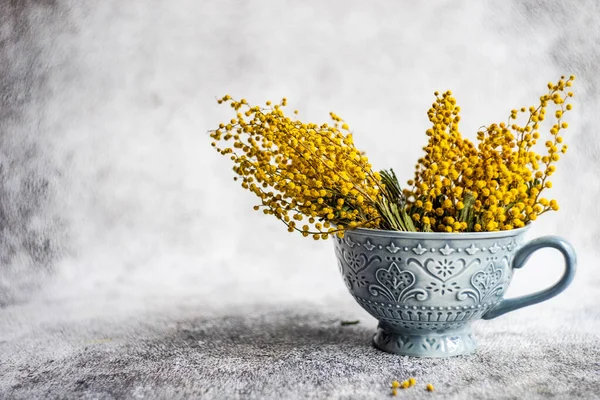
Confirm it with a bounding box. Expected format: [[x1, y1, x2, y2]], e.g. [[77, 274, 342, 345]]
[[333, 226, 576, 357]]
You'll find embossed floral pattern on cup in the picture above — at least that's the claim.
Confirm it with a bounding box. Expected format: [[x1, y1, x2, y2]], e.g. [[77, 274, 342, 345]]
[[333, 225, 576, 357]]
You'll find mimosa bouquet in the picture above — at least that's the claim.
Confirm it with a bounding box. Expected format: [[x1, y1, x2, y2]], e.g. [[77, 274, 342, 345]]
[[209, 76, 575, 239]]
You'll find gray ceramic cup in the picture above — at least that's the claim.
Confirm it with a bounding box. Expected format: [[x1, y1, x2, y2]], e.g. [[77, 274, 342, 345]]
[[333, 225, 576, 357]]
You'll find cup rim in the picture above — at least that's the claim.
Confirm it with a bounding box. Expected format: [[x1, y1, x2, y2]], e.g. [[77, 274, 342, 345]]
[[348, 224, 531, 240]]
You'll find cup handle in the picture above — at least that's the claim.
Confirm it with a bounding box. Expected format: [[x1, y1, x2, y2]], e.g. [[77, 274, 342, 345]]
[[482, 235, 577, 320]]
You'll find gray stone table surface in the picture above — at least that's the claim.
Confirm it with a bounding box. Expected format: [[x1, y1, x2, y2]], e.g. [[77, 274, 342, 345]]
[[1, 250, 599, 399]]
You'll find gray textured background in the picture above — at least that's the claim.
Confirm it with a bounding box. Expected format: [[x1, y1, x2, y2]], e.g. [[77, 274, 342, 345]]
[[1, 1, 599, 399]]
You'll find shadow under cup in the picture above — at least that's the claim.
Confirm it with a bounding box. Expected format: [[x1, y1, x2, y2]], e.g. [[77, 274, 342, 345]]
[[333, 225, 576, 357]]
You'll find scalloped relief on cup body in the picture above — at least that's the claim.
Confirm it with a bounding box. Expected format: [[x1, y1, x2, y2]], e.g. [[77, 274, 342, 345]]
[[333, 225, 576, 357]]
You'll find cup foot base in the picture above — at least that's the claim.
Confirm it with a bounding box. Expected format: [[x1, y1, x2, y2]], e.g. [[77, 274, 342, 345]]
[[373, 326, 477, 358]]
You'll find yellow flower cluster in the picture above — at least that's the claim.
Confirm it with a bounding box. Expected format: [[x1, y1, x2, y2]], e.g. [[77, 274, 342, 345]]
[[209, 96, 381, 239], [209, 75, 574, 236], [391, 378, 430, 396], [405, 75, 574, 232]]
